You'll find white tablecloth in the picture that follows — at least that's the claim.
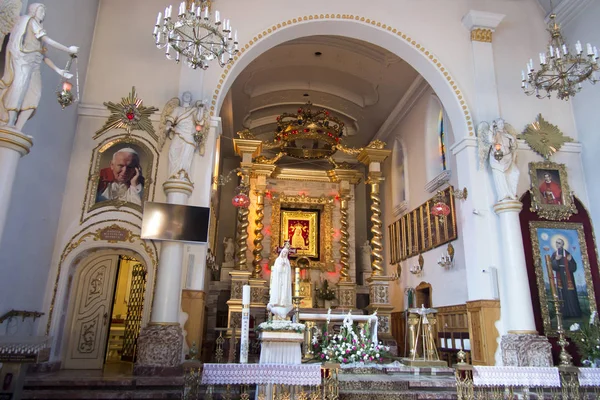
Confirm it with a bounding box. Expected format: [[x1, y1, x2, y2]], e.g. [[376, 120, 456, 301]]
[[579, 368, 600, 387], [201, 363, 322, 386], [259, 341, 302, 365], [472, 366, 561, 387]]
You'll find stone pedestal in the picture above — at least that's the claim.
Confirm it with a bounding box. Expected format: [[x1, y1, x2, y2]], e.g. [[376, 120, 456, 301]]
[[0, 127, 33, 243], [226, 270, 252, 334], [134, 324, 184, 375], [249, 278, 268, 306], [337, 281, 357, 308], [220, 260, 235, 282], [367, 276, 394, 340], [501, 334, 553, 367]]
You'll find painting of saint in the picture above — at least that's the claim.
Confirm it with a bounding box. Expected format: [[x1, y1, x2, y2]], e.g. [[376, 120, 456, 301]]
[[289, 221, 309, 249], [93, 142, 150, 208], [536, 169, 562, 205], [530, 221, 596, 333]]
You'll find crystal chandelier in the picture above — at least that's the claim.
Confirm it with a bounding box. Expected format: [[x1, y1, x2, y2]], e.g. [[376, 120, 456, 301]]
[[522, 13, 599, 100], [153, 0, 239, 70]]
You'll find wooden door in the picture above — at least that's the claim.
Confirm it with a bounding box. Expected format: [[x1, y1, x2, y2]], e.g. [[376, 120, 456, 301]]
[[64, 254, 120, 369]]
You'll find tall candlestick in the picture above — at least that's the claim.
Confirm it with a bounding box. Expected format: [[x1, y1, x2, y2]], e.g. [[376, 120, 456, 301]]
[[545, 255, 558, 298], [294, 266, 300, 297]]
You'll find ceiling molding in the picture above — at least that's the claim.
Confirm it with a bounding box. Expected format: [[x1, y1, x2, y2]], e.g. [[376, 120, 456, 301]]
[[373, 76, 429, 142], [280, 36, 401, 65], [543, 0, 593, 27]]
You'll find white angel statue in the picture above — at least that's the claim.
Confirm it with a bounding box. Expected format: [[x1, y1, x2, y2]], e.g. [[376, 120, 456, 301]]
[[158, 91, 209, 181], [477, 118, 519, 203], [0, 2, 79, 131]]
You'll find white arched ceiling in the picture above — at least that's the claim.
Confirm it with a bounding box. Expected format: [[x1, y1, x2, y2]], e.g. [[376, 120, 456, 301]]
[[226, 34, 420, 149], [207, 17, 473, 149]]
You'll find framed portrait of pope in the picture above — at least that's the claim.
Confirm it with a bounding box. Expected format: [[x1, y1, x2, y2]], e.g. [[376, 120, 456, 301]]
[[280, 209, 319, 259]]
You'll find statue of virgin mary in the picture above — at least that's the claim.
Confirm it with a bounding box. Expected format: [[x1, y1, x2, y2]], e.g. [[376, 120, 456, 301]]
[[267, 243, 293, 320]]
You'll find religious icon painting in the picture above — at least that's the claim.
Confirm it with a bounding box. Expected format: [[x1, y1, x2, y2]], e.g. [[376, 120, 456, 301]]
[[529, 221, 597, 335], [82, 136, 157, 221], [529, 161, 577, 221], [280, 209, 319, 259]]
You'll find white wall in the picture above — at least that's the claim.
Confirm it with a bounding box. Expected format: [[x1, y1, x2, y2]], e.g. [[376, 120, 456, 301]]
[[385, 88, 468, 310], [0, 0, 99, 329], [562, 2, 600, 238]]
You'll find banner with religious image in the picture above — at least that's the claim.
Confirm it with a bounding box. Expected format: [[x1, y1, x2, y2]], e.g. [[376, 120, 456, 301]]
[[280, 210, 319, 258], [529, 221, 597, 335]]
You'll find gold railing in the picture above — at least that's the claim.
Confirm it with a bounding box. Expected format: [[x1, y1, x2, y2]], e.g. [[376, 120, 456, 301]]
[[455, 362, 599, 399], [183, 363, 340, 400]]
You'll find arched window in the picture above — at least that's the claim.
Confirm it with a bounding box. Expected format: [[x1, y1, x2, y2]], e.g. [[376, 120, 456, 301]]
[[392, 138, 408, 215], [438, 110, 447, 172]]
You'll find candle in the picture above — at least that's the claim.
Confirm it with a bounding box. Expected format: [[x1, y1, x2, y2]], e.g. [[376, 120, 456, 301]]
[[588, 43, 593, 55], [203, 7, 209, 19], [156, 12, 162, 25], [562, 44, 568, 55], [594, 46, 598, 59], [545, 255, 558, 298], [179, 2, 184, 16], [242, 285, 250, 305], [576, 41, 582, 54], [234, 30, 238, 43], [294, 267, 300, 297], [215, 10, 220, 23]]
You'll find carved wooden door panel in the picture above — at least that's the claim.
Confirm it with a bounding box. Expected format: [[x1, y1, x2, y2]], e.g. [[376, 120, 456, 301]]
[[64, 254, 119, 369]]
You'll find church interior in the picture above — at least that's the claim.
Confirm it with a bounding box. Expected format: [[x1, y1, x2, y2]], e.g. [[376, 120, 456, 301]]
[[2, 0, 600, 398]]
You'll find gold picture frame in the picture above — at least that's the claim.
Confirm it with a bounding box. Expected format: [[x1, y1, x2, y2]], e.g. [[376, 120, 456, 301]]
[[529, 221, 597, 336], [281, 210, 319, 258], [270, 194, 334, 271], [81, 135, 158, 223], [388, 186, 457, 263], [529, 161, 577, 221]]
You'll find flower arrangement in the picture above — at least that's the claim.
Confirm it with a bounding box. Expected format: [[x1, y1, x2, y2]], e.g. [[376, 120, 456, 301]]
[[256, 320, 305, 334], [567, 312, 600, 367], [313, 315, 389, 364], [316, 280, 336, 301]]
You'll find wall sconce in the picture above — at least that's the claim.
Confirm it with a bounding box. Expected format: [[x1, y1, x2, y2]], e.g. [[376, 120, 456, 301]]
[[438, 243, 455, 269], [409, 254, 424, 276]]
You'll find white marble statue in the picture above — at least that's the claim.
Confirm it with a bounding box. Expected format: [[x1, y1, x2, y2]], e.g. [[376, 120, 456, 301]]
[[158, 91, 209, 181], [360, 240, 372, 271], [223, 237, 235, 263], [267, 242, 293, 320], [477, 118, 519, 203], [0, 2, 79, 131]]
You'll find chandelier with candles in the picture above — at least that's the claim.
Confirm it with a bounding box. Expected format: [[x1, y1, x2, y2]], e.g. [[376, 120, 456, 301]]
[[522, 13, 599, 100], [153, 0, 239, 70]]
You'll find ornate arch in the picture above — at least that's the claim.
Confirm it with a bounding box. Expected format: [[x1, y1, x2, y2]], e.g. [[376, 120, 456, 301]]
[[206, 14, 474, 141]]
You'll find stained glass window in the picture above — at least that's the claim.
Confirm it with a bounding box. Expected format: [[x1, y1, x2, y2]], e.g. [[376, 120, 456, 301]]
[[438, 110, 447, 171]]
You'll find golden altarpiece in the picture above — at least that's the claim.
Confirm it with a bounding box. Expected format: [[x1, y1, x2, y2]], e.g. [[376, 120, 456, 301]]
[[222, 103, 395, 339]]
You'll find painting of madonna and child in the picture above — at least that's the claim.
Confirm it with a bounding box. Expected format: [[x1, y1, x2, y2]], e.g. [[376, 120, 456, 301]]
[[530, 221, 597, 334]]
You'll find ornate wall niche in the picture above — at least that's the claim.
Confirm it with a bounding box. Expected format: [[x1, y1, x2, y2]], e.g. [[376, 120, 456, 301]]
[[81, 134, 160, 224], [270, 193, 335, 272]]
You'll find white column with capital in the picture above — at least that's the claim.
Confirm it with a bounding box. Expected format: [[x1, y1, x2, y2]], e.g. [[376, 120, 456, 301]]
[[0, 128, 33, 244], [462, 11, 552, 366]]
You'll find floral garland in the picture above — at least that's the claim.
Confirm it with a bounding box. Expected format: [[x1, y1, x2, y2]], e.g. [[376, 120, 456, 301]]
[[313, 315, 389, 364], [256, 320, 306, 334], [568, 311, 600, 367]]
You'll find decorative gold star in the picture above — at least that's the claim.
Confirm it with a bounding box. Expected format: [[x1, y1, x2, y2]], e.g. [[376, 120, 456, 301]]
[[94, 87, 158, 139]]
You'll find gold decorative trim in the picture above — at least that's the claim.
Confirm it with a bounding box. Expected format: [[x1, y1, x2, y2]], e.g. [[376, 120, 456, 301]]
[[338, 196, 351, 282], [519, 114, 573, 161], [270, 194, 334, 271], [493, 200, 523, 214], [0, 127, 34, 156], [46, 220, 158, 335], [471, 28, 493, 43], [208, 15, 474, 137], [81, 133, 160, 224], [272, 167, 332, 182], [529, 221, 597, 336], [507, 330, 538, 335], [281, 210, 319, 258], [528, 161, 577, 221], [252, 190, 265, 278]]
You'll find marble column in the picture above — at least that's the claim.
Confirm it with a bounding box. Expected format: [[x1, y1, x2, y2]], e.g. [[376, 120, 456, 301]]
[[0, 128, 33, 244], [135, 177, 193, 374], [494, 201, 552, 367], [226, 139, 262, 334], [330, 167, 362, 309], [358, 142, 393, 340]]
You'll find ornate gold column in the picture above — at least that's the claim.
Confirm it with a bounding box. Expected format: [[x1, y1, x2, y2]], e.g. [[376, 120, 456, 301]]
[[329, 167, 362, 309], [358, 141, 393, 339], [227, 139, 263, 335]]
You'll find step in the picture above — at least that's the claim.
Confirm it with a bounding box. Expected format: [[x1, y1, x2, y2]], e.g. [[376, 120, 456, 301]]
[[339, 390, 458, 400], [22, 389, 182, 399]]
